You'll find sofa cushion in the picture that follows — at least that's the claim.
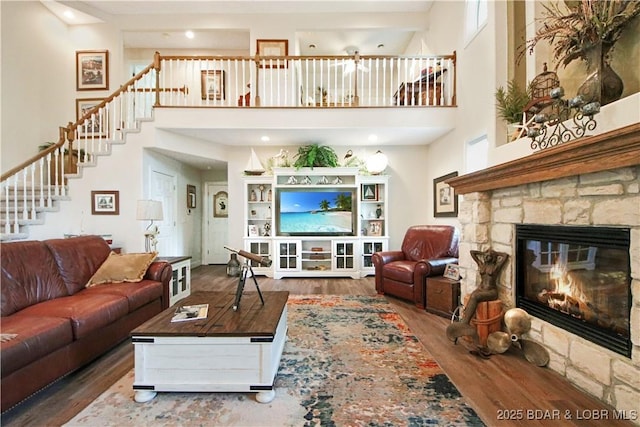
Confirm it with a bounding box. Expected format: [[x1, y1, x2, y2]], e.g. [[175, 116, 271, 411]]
[[84, 279, 162, 312], [1, 240, 69, 316], [383, 260, 419, 283], [15, 292, 129, 339], [86, 252, 157, 287], [45, 236, 111, 295], [0, 315, 73, 375]]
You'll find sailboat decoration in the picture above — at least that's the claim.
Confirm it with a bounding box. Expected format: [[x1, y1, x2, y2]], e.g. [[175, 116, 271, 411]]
[[244, 148, 265, 175]]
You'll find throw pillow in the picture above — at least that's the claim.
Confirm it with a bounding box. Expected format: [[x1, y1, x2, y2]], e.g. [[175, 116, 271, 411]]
[[86, 251, 157, 287]]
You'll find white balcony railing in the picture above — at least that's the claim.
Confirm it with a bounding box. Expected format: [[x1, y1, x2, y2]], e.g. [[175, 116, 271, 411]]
[[1, 51, 456, 239], [153, 52, 457, 108]]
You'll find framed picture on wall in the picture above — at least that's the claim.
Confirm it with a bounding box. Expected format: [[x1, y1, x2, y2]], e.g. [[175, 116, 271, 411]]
[[214, 191, 228, 217], [201, 70, 225, 100], [91, 190, 119, 215], [76, 50, 109, 91], [76, 98, 107, 138], [187, 185, 197, 209], [256, 39, 288, 68], [433, 172, 458, 217]]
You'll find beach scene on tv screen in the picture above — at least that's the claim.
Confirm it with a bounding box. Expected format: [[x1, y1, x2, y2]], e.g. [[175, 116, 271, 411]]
[[280, 191, 353, 234]]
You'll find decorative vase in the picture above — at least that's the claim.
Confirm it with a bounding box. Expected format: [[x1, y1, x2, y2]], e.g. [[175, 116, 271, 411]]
[[226, 253, 241, 277], [577, 44, 623, 106]]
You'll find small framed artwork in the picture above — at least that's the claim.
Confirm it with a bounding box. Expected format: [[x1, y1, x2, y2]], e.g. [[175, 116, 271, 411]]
[[91, 190, 119, 215], [187, 185, 197, 209], [361, 184, 378, 201], [201, 70, 225, 100], [214, 191, 228, 218], [76, 98, 107, 138], [433, 172, 458, 217], [76, 50, 109, 91], [369, 220, 383, 236], [443, 263, 461, 281], [257, 39, 288, 68], [248, 224, 259, 237]]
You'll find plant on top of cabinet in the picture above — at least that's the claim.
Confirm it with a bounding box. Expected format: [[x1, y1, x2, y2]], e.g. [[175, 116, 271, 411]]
[[293, 144, 339, 169]]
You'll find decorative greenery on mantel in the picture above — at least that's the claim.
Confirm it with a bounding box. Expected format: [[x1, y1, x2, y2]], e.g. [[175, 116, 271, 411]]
[[293, 144, 339, 169], [495, 79, 532, 124], [523, 0, 640, 69]]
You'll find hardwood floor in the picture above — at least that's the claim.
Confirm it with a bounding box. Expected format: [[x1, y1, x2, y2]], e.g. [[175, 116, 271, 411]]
[[2, 265, 632, 426]]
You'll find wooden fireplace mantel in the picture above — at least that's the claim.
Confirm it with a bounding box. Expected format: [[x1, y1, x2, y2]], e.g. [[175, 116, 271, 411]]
[[447, 123, 640, 194]]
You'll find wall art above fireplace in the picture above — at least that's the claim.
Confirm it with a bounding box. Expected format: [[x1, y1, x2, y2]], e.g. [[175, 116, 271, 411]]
[[515, 224, 631, 357]]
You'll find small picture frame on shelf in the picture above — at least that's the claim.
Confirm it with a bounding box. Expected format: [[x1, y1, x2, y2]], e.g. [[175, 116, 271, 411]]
[[443, 263, 461, 281], [362, 184, 378, 201], [248, 224, 259, 237], [368, 220, 383, 236]]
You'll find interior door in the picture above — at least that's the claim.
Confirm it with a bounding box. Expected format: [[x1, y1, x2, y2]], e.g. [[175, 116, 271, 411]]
[[150, 170, 177, 255], [204, 182, 229, 264]]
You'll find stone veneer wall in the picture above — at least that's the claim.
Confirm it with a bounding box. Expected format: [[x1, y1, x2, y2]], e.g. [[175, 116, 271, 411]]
[[457, 165, 640, 420]]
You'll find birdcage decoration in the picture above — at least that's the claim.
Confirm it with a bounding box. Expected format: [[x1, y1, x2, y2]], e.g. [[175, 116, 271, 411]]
[[530, 62, 560, 99]]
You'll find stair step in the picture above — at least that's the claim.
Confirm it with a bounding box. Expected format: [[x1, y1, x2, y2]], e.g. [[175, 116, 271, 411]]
[[1, 232, 30, 241]]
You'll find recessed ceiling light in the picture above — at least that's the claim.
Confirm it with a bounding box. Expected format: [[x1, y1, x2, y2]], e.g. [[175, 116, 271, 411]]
[[308, 44, 316, 49], [377, 43, 385, 49], [185, 31, 195, 39], [261, 136, 270, 142], [63, 10, 75, 19]]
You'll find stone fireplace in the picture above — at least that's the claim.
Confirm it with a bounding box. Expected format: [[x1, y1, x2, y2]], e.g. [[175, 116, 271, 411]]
[[515, 224, 631, 357], [448, 123, 639, 418]]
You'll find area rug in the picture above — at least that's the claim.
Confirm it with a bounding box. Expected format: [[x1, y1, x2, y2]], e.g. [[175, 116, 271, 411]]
[[65, 295, 484, 426]]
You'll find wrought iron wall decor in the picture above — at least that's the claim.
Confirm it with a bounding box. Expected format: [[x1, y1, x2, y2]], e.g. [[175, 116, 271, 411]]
[[524, 87, 600, 151]]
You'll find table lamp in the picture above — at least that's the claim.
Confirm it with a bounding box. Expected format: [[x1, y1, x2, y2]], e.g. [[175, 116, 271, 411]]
[[136, 200, 163, 252]]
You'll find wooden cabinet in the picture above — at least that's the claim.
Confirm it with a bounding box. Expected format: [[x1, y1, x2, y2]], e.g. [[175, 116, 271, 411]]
[[157, 256, 191, 306], [425, 276, 460, 318]]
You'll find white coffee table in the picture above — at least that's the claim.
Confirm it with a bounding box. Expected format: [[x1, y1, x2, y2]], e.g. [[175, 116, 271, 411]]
[[131, 291, 288, 403]]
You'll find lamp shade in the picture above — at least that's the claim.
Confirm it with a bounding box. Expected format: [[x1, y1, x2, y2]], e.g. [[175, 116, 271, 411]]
[[366, 150, 388, 174], [136, 200, 163, 221]]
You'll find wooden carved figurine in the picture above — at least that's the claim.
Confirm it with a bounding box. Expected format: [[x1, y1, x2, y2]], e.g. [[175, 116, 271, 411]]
[[446, 248, 509, 352]]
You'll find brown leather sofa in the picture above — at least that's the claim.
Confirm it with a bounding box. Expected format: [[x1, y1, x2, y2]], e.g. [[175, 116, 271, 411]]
[[0, 235, 172, 412], [373, 225, 459, 308]]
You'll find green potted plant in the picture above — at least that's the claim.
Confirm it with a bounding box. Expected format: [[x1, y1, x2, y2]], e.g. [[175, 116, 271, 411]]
[[495, 80, 531, 141], [293, 144, 339, 169]]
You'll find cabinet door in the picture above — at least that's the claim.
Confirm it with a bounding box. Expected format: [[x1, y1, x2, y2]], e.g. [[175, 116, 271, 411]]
[[246, 241, 272, 268], [276, 241, 300, 271], [333, 241, 355, 270], [361, 240, 385, 268]]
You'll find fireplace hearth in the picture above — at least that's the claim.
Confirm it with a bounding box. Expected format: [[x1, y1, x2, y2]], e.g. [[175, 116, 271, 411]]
[[516, 224, 631, 357]]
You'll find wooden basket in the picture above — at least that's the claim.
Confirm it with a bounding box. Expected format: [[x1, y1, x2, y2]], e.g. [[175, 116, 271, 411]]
[[464, 295, 503, 347]]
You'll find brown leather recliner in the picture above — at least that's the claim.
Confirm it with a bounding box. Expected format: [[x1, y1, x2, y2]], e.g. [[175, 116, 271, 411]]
[[373, 225, 459, 308]]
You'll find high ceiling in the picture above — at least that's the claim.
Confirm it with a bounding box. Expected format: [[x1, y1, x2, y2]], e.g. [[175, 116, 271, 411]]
[[50, 1, 440, 170]]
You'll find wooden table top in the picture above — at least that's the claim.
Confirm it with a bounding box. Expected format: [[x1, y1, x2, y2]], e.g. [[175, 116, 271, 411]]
[[131, 291, 289, 338]]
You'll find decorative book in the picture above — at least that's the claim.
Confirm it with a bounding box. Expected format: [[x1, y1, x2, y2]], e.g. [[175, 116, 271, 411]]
[[171, 304, 209, 322]]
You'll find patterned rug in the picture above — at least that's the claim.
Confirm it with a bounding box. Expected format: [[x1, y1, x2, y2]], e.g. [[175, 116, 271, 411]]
[[65, 295, 484, 426]]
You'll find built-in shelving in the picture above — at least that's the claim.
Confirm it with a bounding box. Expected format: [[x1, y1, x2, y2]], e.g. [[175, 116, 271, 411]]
[[244, 167, 388, 278]]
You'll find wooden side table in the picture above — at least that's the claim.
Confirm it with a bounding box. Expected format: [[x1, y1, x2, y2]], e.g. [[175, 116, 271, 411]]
[[425, 276, 460, 318], [157, 256, 192, 306]]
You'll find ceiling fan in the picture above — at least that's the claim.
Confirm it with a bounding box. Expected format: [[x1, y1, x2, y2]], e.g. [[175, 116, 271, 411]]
[[330, 46, 369, 75]]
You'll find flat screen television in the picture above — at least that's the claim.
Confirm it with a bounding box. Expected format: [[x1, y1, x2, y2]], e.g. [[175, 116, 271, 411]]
[[276, 188, 356, 236]]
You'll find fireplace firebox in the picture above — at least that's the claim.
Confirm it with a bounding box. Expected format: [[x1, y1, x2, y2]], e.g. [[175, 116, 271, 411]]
[[516, 224, 631, 357]]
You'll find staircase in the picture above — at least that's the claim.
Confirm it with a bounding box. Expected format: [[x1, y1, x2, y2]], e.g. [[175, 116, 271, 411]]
[[0, 62, 158, 241]]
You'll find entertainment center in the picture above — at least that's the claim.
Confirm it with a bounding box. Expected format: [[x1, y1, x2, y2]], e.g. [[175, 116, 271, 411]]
[[244, 167, 389, 279]]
